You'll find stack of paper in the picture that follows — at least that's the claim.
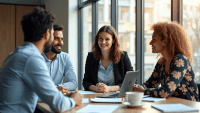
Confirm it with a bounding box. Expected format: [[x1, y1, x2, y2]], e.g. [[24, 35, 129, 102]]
[[82, 98, 89, 103], [152, 104, 199, 112], [142, 97, 166, 102], [90, 98, 122, 103], [76, 105, 119, 113]]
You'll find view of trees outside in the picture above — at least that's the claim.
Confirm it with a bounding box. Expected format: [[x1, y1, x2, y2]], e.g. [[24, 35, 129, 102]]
[[183, 0, 200, 83], [82, 0, 200, 83]]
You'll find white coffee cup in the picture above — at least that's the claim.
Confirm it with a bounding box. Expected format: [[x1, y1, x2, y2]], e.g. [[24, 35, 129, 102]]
[[125, 92, 144, 105]]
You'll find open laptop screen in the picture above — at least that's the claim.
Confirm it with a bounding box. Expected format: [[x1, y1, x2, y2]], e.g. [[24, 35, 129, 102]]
[[97, 71, 139, 98]]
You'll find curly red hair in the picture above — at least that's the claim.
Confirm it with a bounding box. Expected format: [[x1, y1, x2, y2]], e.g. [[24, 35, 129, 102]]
[[151, 21, 193, 63], [92, 25, 123, 64]]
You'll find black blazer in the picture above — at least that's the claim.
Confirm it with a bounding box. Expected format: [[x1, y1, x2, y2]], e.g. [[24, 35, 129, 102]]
[[82, 51, 133, 90]]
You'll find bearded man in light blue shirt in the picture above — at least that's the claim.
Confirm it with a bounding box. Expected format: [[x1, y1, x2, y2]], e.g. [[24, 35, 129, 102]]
[[0, 7, 82, 113], [42, 24, 77, 94]]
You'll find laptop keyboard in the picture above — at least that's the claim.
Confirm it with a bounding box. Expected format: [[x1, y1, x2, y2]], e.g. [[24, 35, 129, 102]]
[[109, 92, 119, 96], [109, 93, 119, 98], [97, 92, 119, 98]]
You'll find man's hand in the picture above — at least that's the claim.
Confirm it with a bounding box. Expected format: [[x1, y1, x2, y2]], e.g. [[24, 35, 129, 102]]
[[57, 86, 68, 95], [69, 91, 82, 106]]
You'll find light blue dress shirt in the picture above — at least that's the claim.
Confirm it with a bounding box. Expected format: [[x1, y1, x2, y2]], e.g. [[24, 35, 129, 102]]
[[98, 60, 115, 86], [0, 42, 75, 113], [42, 52, 77, 90]]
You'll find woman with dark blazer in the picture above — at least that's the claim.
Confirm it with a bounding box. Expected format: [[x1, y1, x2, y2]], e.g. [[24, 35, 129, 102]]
[[83, 25, 133, 93]]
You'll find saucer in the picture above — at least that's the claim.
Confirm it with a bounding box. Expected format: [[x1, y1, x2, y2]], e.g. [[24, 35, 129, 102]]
[[123, 102, 146, 107]]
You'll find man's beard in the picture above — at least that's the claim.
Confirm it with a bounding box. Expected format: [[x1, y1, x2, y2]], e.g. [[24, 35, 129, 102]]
[[43, 36, 53, 53], [51, 45, 62, 54]]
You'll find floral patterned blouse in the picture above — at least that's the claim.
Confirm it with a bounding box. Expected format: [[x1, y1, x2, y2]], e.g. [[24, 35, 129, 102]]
[[142, 54, 199, 101]]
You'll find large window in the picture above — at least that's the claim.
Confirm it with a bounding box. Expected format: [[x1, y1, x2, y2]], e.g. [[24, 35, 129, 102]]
[[119, 6, 130, 22], [118, 0, 135, 69], [98, 5, 104, 21], [118, 0, 131, 23], [144, 0, 171, 82], [78, 0, 192, 89], [183, 0, 200, 83], [98, 0, 111, 29], [82, 4, 92, 89]]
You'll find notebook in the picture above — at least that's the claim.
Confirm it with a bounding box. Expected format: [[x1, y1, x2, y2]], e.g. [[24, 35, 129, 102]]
[[97, 71, 139, 98], [151, 103, 199, 112]]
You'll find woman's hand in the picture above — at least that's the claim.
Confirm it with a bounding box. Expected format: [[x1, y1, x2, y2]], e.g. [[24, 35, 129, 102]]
[[95, 83, 104, 93], [96, 82, 110, 93], [95, 86, 104, 93], [132, 84, 145, 92], [102, 83, 110, 93]]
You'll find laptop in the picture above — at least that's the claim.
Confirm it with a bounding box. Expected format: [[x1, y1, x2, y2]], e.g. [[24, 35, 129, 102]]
[[96, 71, 139, 98]]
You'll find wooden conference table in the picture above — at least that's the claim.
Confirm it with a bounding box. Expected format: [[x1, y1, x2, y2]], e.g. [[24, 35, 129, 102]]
[[37, 92, 200, 113]]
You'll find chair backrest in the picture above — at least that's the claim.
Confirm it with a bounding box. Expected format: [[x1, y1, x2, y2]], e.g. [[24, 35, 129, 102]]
[[197, 84, 200, 101]]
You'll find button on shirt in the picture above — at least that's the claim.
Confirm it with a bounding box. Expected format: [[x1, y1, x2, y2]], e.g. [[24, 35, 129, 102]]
[[0, 42, 75, 113], [42, 52, 77, 90], [98, 60, 115, 86]]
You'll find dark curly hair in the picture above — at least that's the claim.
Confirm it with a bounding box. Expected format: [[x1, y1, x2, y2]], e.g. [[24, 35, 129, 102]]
[[92, 25, 123, 64], [53, 24, 64, 31], [21, 7, 56, 42]]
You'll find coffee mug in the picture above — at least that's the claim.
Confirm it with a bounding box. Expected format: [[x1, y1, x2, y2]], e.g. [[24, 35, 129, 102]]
[[125, 92, 144, 105]]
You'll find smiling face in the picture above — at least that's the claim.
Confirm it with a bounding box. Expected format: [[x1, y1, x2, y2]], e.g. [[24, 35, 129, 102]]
[[51, 30, 64, 54], [98, 32, 114, 52], [149, 32, 166, 53]]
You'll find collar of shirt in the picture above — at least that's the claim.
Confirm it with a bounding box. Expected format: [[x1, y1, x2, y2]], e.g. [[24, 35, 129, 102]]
[[99, 60, 113, 70], [98, 60, 114, 85], [42, 52, 60, 62], [23, 42, 41, 56]]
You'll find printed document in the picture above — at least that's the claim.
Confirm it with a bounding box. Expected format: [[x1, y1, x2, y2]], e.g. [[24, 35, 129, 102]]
[[76, 105, 119, 113], [78, 91, 102, 94], [82, 98, 89, 103], [90, 98, 122, 103]]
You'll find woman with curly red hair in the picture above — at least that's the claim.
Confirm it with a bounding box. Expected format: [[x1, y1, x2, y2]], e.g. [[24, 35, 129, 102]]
[[83, 25, 133, 93], [133, 21, 199, 101]]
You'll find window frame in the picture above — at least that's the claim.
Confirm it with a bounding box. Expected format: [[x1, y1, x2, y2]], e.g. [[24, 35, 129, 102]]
[[78, 0, 182, 89]]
